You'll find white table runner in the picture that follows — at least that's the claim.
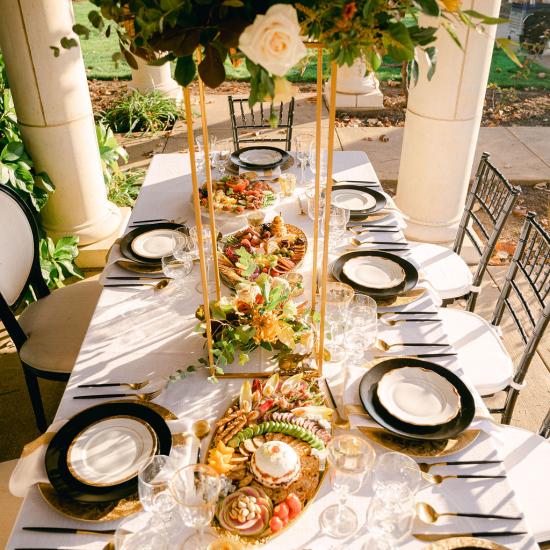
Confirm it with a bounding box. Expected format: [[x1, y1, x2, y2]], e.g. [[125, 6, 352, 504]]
[[7, 152, 537, 550]]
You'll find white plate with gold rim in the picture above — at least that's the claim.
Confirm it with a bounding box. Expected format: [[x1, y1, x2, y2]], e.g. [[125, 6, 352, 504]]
[[130, 229, 181, 259], [239, 149, 282, 166], [377, 367, 461, 426], [332, 188, 376, 211], [67, 416, 157, 486], [342, 255, 405, 289]]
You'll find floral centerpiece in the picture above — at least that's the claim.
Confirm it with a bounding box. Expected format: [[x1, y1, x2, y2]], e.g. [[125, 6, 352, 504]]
[[195, 274, 312, 374], [62, 1, 506, 112]]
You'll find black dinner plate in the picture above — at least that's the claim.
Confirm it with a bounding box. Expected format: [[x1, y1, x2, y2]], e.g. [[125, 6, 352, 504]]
[[358, 358, 475, 441], [331, 184, 386, 219], [119, 222, 188, 265], [332, 250, 418, 298], [230, 146, 289, 170], [45, 401, 172, 503]]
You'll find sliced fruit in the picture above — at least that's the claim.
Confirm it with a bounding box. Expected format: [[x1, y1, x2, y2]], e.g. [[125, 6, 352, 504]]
[[286, 493, 302, 519], [269, 515, 284, 533], [273, 502, 289, 522]]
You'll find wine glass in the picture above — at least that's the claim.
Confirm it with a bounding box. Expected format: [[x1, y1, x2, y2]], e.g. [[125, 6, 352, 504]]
[[208, 135, 218, 172], [195, 137, 205, 176], [138, 455, 178, 539], [363, 489, 416, 550], [170, 464, 221, 550], [322, 206, 349, 250], [348, 296, 378, 350], [372, 452, 422, 501], [324, 281, 354, 362], [162, 252, 193, 293], [306, 184, 325, 222], [295, 134, 314, 184], [344, 327, 367, 367], [309, 145, 327, 183], [320, 434, 376, 538], [215, 138, 231, 177], [189, 226, 216, 294]]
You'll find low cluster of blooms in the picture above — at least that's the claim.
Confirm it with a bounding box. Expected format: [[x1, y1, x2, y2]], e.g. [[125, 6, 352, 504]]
[[195, 274, 312, 372]]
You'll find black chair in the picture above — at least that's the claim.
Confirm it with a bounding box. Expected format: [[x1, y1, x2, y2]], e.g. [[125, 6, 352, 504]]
[[453, 152, 520, 312], [490, 212, 550, 424], [228, 96, 295, 151], [0, 185, 102, 432], [521, 11, 550, 54]]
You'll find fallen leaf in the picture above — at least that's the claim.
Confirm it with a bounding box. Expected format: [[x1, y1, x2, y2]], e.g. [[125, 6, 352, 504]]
[[512, 206, 528, 218], [379, 134, 389, 142]]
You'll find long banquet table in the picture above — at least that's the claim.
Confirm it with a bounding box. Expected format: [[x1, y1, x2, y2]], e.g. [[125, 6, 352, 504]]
[[8, 151, 538, 550]]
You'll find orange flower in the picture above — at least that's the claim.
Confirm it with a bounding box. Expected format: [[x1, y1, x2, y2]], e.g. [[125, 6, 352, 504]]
[[343, 2, 357, 20], [251, 311, 279, 344]]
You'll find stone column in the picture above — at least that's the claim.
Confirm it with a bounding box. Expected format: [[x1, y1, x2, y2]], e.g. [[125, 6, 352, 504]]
[[324, 58, 384, 110], [0, 0, 122, 246], [128, 57, 182, 103], [394, 0, 501, 244]]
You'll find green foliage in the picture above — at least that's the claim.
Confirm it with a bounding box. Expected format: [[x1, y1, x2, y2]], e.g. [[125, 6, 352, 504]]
[[61, 0, 499, 107], [0, 52, 83, 296], [39, 236, 82, 288], [107, 168, 144, 207], [96, 122, 128, 183], [100, 90, 183, 134]]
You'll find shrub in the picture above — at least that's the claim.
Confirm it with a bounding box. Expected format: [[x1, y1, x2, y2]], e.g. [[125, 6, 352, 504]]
[[101, 90, 182, 134]]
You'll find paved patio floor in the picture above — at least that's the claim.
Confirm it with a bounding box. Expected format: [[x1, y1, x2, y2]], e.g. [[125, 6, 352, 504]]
[[122, 93, 550, 184]]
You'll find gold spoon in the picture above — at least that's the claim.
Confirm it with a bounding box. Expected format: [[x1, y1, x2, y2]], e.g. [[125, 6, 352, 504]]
[[350, 238, 408, 247], [423, 472, 506, 485], [193, 419, 211, 462], [416, 502, 523, 523], [374, 338, 450, 352]]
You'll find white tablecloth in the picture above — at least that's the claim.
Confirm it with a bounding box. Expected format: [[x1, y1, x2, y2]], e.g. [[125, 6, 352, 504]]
[[7, 152, 537, 550]]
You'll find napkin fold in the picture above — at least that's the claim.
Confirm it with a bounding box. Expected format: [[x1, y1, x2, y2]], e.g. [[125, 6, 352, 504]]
[[10, 417, 198, 498]]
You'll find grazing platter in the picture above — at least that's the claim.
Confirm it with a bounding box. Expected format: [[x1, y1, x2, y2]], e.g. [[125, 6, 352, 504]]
[[198, 175, 277, 216], [206, 374, 332, 542], [217, 215, 307, 288]]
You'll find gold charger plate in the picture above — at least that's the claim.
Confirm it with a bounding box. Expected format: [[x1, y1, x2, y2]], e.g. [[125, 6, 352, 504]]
[[357, 426, 481, 458], [375, 287, 427, 307], [37, 400, 179, 522], [424, 537, 510, 549]]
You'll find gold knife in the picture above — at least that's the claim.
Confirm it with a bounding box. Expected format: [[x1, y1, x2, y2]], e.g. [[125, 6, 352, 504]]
[[413, 532, 526, 542]]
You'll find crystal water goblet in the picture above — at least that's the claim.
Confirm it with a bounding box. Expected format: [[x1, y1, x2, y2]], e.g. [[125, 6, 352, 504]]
[[320, 434, 376, 538], [322, 206, 348, 250], [195, 137, 205, 176], [306, 184, 325, 221], [372, 452, 422, 501], [171, 464, 221, 550], [162, 252, 193, 293], [189, 226, 216, 294], [215, 138, 231, 177], [309, 145, 327, 183], [363, 489, 416, 550], [138, 455, 178, 539], [348, 296, 378, 349], [324, 281, 354, 362], [295, 134, 314, 184]]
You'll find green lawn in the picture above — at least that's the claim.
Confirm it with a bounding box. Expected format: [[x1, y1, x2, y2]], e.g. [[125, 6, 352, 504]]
[[74, 1, 550, 89]]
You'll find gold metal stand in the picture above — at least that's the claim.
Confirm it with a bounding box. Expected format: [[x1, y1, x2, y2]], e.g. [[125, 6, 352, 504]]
[[184, 44, 337, 379]]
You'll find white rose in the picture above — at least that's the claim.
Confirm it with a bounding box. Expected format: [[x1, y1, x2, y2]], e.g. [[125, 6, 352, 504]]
[[238, 4, 307, 77], [236, 282, 261, 304]]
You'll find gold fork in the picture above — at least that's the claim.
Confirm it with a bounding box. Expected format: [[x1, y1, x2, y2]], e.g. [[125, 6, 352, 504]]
[[77, 379, 150, 390], [74, 388, 162, 401]]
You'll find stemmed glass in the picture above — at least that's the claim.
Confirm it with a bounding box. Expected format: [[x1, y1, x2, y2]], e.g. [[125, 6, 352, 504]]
[[214, 138, 231, 178], [295, 134, 314, 184], [346, 294, 378, 365], [195, 137, 205, 176], [363, 453, 421, 549], [324, 281, 354, 362], [309, 145, 327, 183], [161, 233, 193, 294], [189, 226, 217, 294], [364, 489, 416, 550], [322, 206, 349, 250], [306, 184, 325, 222], [170, 464, 221, 550], [320, 434, 376, 538]]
